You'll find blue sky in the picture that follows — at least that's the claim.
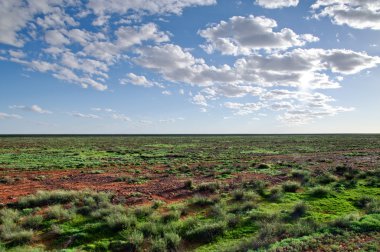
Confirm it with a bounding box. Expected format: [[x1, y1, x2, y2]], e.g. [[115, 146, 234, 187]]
[[0, 0, 380, 133]]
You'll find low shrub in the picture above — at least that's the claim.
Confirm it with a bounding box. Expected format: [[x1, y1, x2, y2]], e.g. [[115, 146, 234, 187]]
[[257, 163, 271, 169], [197, 182, 220, 193], [151, 200, 165, 210], [231, 189, 245, 201], [185, 222, 226, 243], [282, 182, 301, 193], [189, 195, 219, 207], [229, 202, 255, 214], [316, 173, 338, 185], [22, 215, 43, 229], [291, 170, 310, 184], [290, 202, 307, 219], [164, 232, 181, 250], [208, 204, 225, 219], [309, 186, 330, 198], [45, 205, 72, 221], [267, 188, 283, 202], [355, 196, 375, 209], [119, 230, 144, 250], [184, 180, 194, 190], [151, 237, 167, 252], [160, 211, 180, 223], [335, 165, 350, 175], [243, 180, 267, 197], [104, 213, 136, 231]]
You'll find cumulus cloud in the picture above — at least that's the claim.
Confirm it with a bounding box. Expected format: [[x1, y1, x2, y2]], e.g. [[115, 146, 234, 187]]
[[0, 0, 77, 47], [0, 112, 22, 120], [133, 41, 379, 124], [136, 44, 380, 90], [199, 15, 318, 55], [120, 73, 154, 87], [312, 0, 380, 30], [87, 0, 216, 16], [255, 0, 299, 9], [134, 44, 238, 86], [9, 105, 52, 114]]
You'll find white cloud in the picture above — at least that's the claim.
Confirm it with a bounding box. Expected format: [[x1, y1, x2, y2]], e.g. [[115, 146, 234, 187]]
[[134, 44, 238, 86], [91, 108, 115, 113], [199, 15, 318, 55], [255, 0, 299, 9], [87, 0, 216, 16], [9, 104, 52, 114], [136, 44, 380, 91], [312, 1, 380, 30], [0, 112, 22, 120], [162, 90, 172, 95], [9, 50, 26, 59], [224, 102, 263, 115], [0, 0, 77, 47], [111, 113, 131, 121], [69, 112, 101, 119], [192, 94, 208, 106], [120, 73, 154, 87]]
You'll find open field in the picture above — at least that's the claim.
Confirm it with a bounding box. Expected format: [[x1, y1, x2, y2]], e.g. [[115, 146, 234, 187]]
[[0, 135, 379, 251]]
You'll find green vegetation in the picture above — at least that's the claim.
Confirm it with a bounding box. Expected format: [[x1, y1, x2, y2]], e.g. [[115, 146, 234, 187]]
[[0, 135, 379, 251]]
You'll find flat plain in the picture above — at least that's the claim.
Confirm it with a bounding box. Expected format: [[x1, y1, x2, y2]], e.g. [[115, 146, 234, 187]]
[[0, 135, 379, 251]]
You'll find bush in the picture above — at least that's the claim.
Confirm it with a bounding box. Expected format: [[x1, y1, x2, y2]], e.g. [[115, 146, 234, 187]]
[[0, 215, 33, 245], [335, 165, 350, 175], [22, 215, 43, 229], [119, 230, 144, 251], [151, 200, 165, 210], [134, 206, 153, 219], [229, 202, 255, 214], [291, 170, 310, 182], [355, 196, 376, 209], [330, 215, 358, 229], [189, 195, 218, 207], [257, 163, 271, 169], [151, 238, 167, 252], [0, 209, 20, 223], [226, 214, 240, 228], [231, 189, 245, 201], [197, 182, 219, 193], [164, 232, 181, 250], [104, 213, 136, 231], [160, 211, 180, 223], [267, 188, 283, 202], [282, 182, 301, 193], [290, 202, 307, 219], [316, 173, 337, 185], [208, 204, 226, 219], [1, 229, 33, 245], [351, 214, 380, 232], [17, 190, 76, 208], [243, 180, 267, 197], [45, 205, 72, 221], [184, 180, 194, 190], [366, 200, 380, 214], [185, 222, 226, 243], [309, 186, 330, 198]]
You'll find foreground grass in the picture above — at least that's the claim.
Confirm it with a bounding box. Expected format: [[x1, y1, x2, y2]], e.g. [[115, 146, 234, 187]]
[[0, 166, 379, 251]]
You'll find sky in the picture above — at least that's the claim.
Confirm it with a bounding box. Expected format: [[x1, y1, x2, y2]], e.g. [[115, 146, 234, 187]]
[[0, 0, 380, 134]]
